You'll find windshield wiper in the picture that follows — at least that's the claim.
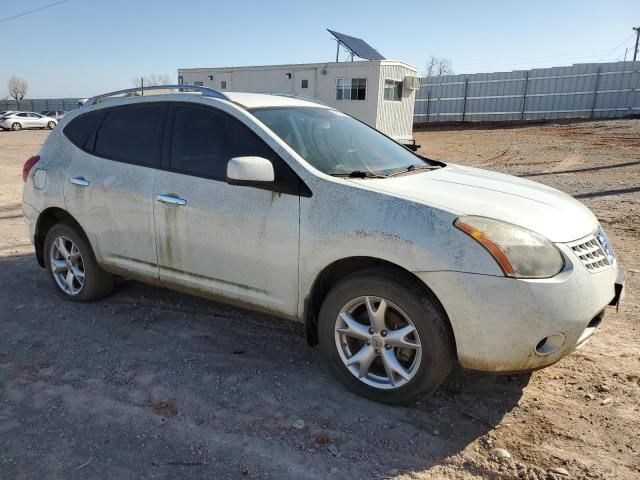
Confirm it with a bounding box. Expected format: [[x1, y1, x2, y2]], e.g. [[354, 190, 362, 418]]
[[387, 164, 440, 177], [330, 170, 388, 179]]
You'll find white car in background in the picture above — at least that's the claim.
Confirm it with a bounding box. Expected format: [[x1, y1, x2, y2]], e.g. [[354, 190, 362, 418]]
[[39, 110, 67, 121], [0, 111, 57, 131], [21, 85, 624, 404]]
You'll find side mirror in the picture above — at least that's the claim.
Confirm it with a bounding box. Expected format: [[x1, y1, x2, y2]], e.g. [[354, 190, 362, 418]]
[[226, 156, 275, 185]]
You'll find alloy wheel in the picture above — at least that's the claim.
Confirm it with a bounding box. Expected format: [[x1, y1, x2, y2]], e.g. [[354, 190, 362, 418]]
[[334, 296, 422, 390], [50, 236, 85, 295]]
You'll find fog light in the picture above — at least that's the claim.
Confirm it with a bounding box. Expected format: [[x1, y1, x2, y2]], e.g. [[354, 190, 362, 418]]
[[534, 333, 566, 356]]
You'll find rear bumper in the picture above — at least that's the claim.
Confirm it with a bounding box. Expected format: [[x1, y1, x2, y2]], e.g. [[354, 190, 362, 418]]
[[415, 246, 622, 372], [22, 201, 39, 243]]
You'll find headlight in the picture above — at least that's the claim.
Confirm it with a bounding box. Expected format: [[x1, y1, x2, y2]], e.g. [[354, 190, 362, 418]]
[[455, 216, 564, 278], [596, 226, 614, 264]]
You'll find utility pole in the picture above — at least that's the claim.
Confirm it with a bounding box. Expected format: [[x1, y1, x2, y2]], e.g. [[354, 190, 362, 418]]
[[633, 26, 640, 62]]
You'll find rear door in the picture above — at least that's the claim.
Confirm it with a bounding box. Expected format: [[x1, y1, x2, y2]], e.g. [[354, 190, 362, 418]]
[[63, 103, 167, 283], [15, 112, 30, 126], [153, 103, 301, 318]]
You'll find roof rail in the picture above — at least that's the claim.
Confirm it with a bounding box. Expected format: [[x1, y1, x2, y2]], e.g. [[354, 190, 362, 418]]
[[84, 84, 229, 106]]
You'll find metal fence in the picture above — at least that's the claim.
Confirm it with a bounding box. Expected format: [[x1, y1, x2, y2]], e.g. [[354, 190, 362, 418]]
[[414, 61, 640, 124], [0, 98, 82, 113]]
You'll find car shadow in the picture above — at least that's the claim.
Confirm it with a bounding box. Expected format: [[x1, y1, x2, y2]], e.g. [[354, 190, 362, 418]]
[[0, 253, 528, 478]]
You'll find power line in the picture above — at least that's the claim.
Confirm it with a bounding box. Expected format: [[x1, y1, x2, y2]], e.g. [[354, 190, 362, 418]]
[[453, 53, 627, 73], [0, 0, 70, 24], [598, 32, 636, 62], [453, 47, 629, 70], [454, 32, 638, 72]]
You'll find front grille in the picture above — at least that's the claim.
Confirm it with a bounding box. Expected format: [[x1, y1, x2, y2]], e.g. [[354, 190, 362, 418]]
[[570, 236, 610, 272]]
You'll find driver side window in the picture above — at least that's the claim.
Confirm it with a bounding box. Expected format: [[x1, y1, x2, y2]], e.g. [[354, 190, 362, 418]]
[[170, 105, 273, 180]]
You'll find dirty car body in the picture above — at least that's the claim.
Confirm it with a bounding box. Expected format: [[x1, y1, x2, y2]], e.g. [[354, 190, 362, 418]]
[[22, 86, 624, 403]]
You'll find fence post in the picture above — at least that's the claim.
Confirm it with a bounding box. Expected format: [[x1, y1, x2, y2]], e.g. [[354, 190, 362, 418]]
[[520, 71, 529, 120], [461, 78, 469, 122], [426, 89, 431, 123], [590, 66, 601, 118]]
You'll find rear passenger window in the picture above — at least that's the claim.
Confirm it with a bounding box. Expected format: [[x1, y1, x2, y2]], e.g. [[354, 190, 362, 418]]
[[171, 105, 272, 180], [95, 104, 165, 167], [63, 112, 103, 150]]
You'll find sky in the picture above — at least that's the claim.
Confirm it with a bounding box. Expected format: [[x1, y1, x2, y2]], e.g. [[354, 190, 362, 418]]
[[2, 0, 639, 98]]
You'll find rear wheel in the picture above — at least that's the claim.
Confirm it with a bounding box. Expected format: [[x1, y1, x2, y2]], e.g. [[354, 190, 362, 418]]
[[44, 223, 115, 301], [47, 121, 56, 129], [11, 122, 22, 131], [319, 267, 454, 404]]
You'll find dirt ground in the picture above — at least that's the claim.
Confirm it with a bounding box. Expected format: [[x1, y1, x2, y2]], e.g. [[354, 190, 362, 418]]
[[0, 120, 638, 480]]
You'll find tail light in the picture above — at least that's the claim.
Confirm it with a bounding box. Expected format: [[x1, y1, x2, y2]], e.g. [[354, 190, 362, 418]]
[[23, 155, 40, 182]]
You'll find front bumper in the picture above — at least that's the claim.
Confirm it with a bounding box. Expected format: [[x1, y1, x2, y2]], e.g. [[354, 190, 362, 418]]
[[416, 244, 623, 372]]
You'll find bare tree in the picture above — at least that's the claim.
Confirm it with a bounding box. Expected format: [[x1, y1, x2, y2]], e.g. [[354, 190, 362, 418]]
[[8, 76, 28, 108], [424, 56, 454, 77], [132, 73, 173, 88]]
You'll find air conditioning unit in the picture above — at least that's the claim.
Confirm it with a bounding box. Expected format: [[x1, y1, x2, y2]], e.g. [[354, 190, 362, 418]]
[[403, 76, 420, 90]]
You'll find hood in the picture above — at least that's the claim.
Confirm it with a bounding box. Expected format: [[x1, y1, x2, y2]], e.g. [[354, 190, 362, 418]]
[[349, 164, 598, 243]]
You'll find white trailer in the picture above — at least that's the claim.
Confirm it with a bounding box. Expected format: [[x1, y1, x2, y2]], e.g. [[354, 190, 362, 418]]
[[178, 60, 419, 147]]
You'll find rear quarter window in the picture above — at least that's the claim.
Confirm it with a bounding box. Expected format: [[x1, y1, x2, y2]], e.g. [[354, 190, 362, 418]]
[[63, 111, 104, 150]]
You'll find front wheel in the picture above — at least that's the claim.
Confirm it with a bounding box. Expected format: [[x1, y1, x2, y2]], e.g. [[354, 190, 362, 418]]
[[319, 267, 455, 404]]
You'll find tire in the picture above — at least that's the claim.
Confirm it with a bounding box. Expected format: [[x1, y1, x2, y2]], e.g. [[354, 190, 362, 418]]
[[319, 267, 455, 404], [47, 121, 56, 129], [43, 223, 115, 302], [11, 122, 22, 131]]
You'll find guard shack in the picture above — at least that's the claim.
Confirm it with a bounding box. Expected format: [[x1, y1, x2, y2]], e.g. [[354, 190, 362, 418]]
[[178, 30, 419, 147]]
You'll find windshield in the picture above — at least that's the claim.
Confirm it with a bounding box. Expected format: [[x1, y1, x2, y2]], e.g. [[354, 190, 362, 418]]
[[251, 107, 434, 176]]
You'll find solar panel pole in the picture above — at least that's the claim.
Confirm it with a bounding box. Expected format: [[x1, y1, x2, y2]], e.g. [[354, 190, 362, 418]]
[[336, 40, 340, 62]]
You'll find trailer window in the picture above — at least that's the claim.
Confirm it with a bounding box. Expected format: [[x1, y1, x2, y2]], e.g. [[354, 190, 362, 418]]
[[336, 78, 366, 101], [384, 80, 403, 101]]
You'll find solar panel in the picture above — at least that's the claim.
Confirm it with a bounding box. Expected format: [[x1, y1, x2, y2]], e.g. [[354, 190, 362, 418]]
[[328, 29, 386, 61]]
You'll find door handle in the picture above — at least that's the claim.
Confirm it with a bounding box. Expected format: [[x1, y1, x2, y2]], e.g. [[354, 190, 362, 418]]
[[156, 194, 187, 206], [68, 176, 90, 187]]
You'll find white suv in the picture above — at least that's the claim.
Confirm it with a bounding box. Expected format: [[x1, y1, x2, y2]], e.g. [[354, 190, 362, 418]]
[[22, 85, 624, 404]]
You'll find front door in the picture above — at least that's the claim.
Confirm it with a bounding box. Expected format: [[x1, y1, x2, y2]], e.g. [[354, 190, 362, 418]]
[[153, 103, 300, 318], [63, 103, 167, 283], [29, 113, 44, 127]]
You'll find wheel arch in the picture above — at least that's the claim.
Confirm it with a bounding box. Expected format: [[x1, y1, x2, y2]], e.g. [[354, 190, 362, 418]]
[[34, 207, 87, 267], [303, 256, 457, 357]]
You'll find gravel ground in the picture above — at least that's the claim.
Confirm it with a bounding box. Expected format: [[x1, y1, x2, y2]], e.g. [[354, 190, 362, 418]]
[[0, 120, 639, 479]]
